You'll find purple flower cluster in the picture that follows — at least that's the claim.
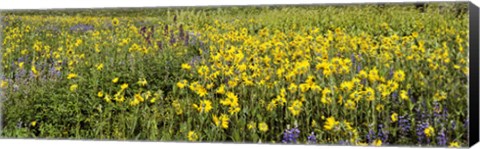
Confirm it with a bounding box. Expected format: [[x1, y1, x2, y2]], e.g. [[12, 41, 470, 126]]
[[377, 124, 389, 144], [398, 115, 411, 134], [69, 24, 94, 32], [416, 122, 429, 144], [366, 129, 375, 144], [437, 129, 447, 146], [307, 132, 316, 144], [338, 140, 350, 145], [282, 127, 300, 144]]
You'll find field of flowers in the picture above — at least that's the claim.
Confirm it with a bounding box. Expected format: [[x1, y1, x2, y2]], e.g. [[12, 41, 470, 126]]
[[0, 3, 470, 147]]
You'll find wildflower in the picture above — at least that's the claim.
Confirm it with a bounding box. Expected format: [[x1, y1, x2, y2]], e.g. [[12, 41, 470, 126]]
[[31, 121, 37, 127], [247, 121, 256, 130], [134, 93, 144, 102], [181, 63, 191, 71], [344, 100, 356, 110], [67, 73, 77, 79], [193, 100, 213, 113], [137, 78, 147, 87], [449, 141, 460, 148], [288, 100, 303, 116], [212, 115, 220, 127], [282, 126, 300, 144], [373, 139, 382, 146], [112, 18, 120, 26], [0, 80, 8, 88], [103, 95, 112, 102], [390, 112, 399, 123], [176, 80, 188, 89], [324, 116, 339, 131], [216, 84, 226, 94], [187, 131, 198, 141], [96, 63, 104, 71], [70, 84, 78, 92], [112, 77, 119, 83], [97, 91, 104, 98], [172, 100, 183, 115], [120, 83, 128, 90], [307, 132, 316, 144], [393, 70, 405, 82], [400, 90, 409, 101], [376, 104, 384, 112], [259, 122, 268, 132], [424, 126, 435, 137], [364, 87, 375, 101], [130, 98, 140, 106], [220, 114, 229, 129]]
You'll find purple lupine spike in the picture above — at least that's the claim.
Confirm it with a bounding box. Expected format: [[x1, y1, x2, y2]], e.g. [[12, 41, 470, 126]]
[[179, 24, 184, 40], [367, 129, 375, 143], [357, 64, 362, 73], [170, 30, 176, 45], [307, 132, 316, 144], [184, 32, 190, 46], [437, 129, 447, 146], [339, 140, 348, 145], [416, 122, 429, 145], [164, 24, 169, 36], [157, 41, 163, 51], [282, 127, 300, 144], [377, 124, 389, 144], [398, 115, 411, 134], [388, 67, 394, 80], [392, 91, 398, 101]]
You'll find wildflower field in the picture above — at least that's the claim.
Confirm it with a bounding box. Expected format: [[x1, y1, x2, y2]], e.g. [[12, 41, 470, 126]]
[[0, 3, 470, 147]]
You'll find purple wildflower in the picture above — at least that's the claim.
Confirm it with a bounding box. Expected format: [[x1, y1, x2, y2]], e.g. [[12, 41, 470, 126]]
[[307, 132, 316, 144], [437, 129, 447, 146], [416, 122, 429, 144], [69, 24, 94, 32], [367, 129, 375, 143], [339, 140, 349, 145], [170, 30, 176, 45], [377, 124, 389, 144], [398, 115, 411, 134], [282, 127, 300, 144]]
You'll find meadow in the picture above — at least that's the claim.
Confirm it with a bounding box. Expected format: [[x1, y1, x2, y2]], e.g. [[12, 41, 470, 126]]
[[0, 3, 470, 147]]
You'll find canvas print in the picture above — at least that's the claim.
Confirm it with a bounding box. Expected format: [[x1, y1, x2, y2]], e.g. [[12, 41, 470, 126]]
[[0, 2, 470, 147]]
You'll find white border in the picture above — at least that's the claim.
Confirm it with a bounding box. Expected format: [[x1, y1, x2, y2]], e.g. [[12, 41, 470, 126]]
[[0, 0, 477, 149]]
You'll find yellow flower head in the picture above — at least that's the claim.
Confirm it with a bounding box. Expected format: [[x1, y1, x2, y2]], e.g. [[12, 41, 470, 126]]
[[137, 78, 147, 87], [220, 114, 229, 129], [373, 139, 382, 146], [187, 131, 198, 141], [259, 122, 269, 132], [112, 18, 120, 26], [288, 100, 303, 116], [67, 73, 77, 79], [193, 100, 213, 113], [424, 126, 435, 137], [0, 80, 8, 89], [247, 121, 257, 130], [324, 116, 339, 131], [449, 141, 460, 148], [70, 84, 78, 92], [97, 91, 104, 98], [181, 63, 192, 71], [112, 77, 119, 83], [120, 83, 128, 90], [391, 113, 398, 122]]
